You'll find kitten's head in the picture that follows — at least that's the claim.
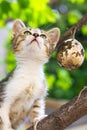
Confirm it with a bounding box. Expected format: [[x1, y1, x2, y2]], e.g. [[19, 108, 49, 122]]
[[12, 19, 60, 64]]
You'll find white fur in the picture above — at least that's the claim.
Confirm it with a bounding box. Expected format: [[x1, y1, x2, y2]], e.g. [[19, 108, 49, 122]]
[[0, 59, 47, 130], [5, 61, 45, 101], [0, 28, 49, 130]]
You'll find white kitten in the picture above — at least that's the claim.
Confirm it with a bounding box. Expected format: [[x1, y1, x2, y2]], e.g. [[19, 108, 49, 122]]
[[0, 19, 60, 130]]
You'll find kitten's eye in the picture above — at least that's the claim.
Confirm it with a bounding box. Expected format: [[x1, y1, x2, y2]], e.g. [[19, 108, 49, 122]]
[[24, 31, 32, 35], [40, 34, 47, 39]]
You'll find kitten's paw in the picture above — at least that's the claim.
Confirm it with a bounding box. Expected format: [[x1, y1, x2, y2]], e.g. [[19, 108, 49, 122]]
[[3, 128, 15, 130], [24, 124, 33, 129], [33, 115, 47, 130], [33, 115, 47, 123], [9, 129, 14, 130], [4, 129, 14, 130]]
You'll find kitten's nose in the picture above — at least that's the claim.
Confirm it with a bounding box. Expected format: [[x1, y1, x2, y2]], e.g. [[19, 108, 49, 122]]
[[33, 33, 39, 38]]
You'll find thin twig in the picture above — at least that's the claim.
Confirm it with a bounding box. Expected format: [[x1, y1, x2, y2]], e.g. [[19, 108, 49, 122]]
[[55, 13, 87, 51]]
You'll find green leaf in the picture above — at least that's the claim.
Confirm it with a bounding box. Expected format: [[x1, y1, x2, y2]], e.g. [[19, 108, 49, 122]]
[[81, 25, 87, 36], [67, 10, 82, 25], [70, 0, 85, 4], [46, 74, 55, 89], [0, 1, 11, 14], [17, 0, 29, 8], [56, 69, 72, 90]]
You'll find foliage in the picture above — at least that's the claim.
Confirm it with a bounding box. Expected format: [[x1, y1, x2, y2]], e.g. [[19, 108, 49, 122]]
[[0, 0, 87, 99], [0, 0, 55, 27]]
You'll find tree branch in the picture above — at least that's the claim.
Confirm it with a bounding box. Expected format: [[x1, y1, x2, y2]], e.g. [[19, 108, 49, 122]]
[[25, 13, 87, 130], [55, 13, 87, 51], [26, 87, 87, 130]]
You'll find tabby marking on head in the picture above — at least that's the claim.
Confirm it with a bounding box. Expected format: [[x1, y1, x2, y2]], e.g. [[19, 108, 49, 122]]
[[12, 19, 60, 62]]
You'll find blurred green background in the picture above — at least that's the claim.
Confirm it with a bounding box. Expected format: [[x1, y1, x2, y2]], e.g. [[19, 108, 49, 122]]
[[0, 0, 87, 100]]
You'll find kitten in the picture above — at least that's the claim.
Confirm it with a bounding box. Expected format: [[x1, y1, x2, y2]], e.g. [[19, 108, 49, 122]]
[[0, 19, 60, 130]]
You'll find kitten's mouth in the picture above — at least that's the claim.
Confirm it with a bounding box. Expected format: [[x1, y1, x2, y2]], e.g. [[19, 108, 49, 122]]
[[30, 38, 40, 48], [31, 39, 38, 43]]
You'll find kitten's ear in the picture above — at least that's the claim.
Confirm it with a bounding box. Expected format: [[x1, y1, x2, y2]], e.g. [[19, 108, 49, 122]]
[[47, 28, 60, 48], [12, 19, 26, 36]]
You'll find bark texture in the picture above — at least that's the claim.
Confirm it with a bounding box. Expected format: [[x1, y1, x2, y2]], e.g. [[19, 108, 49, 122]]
[[26, 87, 87, 130]]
